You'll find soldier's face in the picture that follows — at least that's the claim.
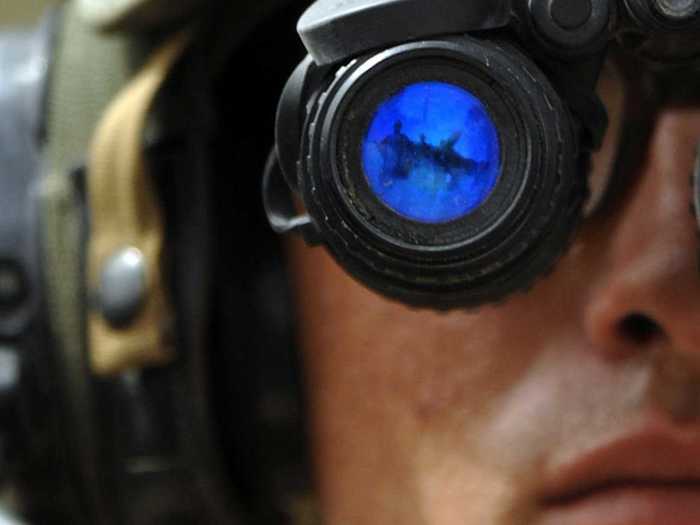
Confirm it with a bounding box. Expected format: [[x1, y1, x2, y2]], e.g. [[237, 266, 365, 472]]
[[288, 55, 700, 525]]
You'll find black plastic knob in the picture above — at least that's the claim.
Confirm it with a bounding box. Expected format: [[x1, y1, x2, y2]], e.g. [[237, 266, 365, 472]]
[[530, 0, 610, 53]]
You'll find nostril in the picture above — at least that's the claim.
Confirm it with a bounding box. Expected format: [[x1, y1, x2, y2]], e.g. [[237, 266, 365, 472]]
[[618, 313, 662, 345]]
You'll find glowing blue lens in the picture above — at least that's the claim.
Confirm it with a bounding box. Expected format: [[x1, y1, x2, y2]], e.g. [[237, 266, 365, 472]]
[[362, 81, 501, 224]]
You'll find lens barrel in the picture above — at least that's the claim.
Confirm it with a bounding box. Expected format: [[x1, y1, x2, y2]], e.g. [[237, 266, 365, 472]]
[[624, 0, 700, 29], [297, 36, 585, 309]]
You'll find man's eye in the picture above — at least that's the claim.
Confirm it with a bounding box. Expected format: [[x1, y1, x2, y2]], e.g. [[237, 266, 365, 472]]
[[585, 59, 627, 218]]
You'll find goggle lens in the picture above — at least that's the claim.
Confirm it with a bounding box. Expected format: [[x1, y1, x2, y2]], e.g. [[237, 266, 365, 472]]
[[362, 81, 501, 224]]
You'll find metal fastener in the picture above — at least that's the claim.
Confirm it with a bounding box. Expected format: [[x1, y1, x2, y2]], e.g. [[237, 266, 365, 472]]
[[99, 247, 147, 329]]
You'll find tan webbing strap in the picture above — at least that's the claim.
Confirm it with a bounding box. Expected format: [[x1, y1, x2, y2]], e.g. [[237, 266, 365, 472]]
[[87, 32, 191, 376]]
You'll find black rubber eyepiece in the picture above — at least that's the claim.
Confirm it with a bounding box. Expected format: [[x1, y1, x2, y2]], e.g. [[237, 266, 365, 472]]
[[297, 36, 586, 309]]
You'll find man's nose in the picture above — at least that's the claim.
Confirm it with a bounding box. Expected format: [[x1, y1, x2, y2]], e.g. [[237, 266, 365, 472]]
[[584, 108, 700, 366]]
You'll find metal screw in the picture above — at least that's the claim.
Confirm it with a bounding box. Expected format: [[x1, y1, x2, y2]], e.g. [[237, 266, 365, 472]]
[[99, 247, 147, 329]]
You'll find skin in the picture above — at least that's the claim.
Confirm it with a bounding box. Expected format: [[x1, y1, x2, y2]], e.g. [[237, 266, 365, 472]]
[[287, 56, 700, 524]]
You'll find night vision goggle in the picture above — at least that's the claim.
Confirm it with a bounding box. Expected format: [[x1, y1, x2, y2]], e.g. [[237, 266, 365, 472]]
[[264, 0, 700, 309]]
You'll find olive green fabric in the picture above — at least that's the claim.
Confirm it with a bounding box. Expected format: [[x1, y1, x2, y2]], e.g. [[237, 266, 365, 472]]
[[41, 1, 147, 382], [77, 0, 200, 32], [0, 1, 60, 27], [38, 9, 159, 513], [44, 2, 142, 173]]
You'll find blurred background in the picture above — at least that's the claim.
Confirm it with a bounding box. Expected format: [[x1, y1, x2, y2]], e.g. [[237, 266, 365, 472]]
[[0, 1, 313, 523], [0, 2, 57, 26]]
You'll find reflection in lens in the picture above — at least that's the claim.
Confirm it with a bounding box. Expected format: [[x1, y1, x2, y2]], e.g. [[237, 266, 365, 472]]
[[362, 81, 501, 224]]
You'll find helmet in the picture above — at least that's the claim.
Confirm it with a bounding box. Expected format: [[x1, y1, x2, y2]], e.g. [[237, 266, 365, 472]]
[[0, 1, 316, 523]]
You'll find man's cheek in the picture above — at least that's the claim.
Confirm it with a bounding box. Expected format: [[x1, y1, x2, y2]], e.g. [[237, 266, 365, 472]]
[[411, 310, 540, 428], [413, 446, 528, 525], [403, 233, 602, 436], [406, 324, 564, 525], [473, 339, 651, 478]]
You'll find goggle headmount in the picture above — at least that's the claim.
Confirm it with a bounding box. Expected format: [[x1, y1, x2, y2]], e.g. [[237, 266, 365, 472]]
[[265, 0, 700, 309]]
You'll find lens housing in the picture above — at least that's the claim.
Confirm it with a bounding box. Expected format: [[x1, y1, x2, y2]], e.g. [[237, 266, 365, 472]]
[[624, 0, 700, 30], [299, 36, 584, 309]]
